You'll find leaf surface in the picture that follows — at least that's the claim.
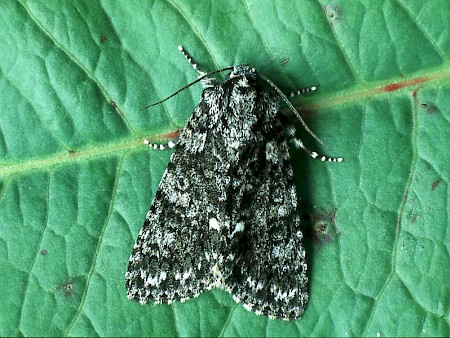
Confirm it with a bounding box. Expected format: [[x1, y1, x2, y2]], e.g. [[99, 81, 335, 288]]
[[0, 1, 449, 336]]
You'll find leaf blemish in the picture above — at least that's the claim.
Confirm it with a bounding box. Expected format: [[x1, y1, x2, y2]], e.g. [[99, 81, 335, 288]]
[[431, 178, 441, 191]]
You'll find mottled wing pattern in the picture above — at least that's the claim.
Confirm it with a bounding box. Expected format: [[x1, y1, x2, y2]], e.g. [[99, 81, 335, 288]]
[[127, 65, 308, 319], [216, 90, 308, 320], [225, 127, 308, 319], [125, 78, 226, 304]]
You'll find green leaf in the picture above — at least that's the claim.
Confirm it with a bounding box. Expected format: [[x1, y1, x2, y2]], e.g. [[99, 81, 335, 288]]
[[1, 0, 449, 336]]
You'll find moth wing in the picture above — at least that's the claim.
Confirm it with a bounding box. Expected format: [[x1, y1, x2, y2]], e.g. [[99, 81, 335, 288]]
[[224, 133, 308, 320], [126, 108, 221, 304]]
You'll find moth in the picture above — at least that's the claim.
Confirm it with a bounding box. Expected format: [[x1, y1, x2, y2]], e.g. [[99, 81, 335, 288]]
[[125, 46, 342, 320]]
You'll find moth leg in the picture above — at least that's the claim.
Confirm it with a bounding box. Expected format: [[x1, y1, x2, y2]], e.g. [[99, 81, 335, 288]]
[[285, 125, 344, 162], [178, 45, 207, 77], [144, 139, 178, 150]]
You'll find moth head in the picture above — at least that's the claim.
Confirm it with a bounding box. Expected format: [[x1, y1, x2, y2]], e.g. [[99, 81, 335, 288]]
[[227, 65, 257, 81]]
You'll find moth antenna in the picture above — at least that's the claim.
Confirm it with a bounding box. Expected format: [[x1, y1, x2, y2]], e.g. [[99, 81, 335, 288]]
[[258, 73, 325, 146], [290, 137, 343, 162], [144, 139, 177, 150], [178, 45, 207, 76], [140, 67, 233, 111], [289, 85, 318, 97]]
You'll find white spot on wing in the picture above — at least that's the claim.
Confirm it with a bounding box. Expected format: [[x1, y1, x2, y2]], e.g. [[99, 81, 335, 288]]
[[209, 218, 220, 231], [229, 222, 245, 238]]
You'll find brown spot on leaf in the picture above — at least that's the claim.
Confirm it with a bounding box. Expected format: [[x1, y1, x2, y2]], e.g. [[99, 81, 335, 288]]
[[421, 102, 438, 114], [304, 209, 337, 244], [324, 4, 343, 23], [57, 278, 74, 297], [431, 178, 441, 191]]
